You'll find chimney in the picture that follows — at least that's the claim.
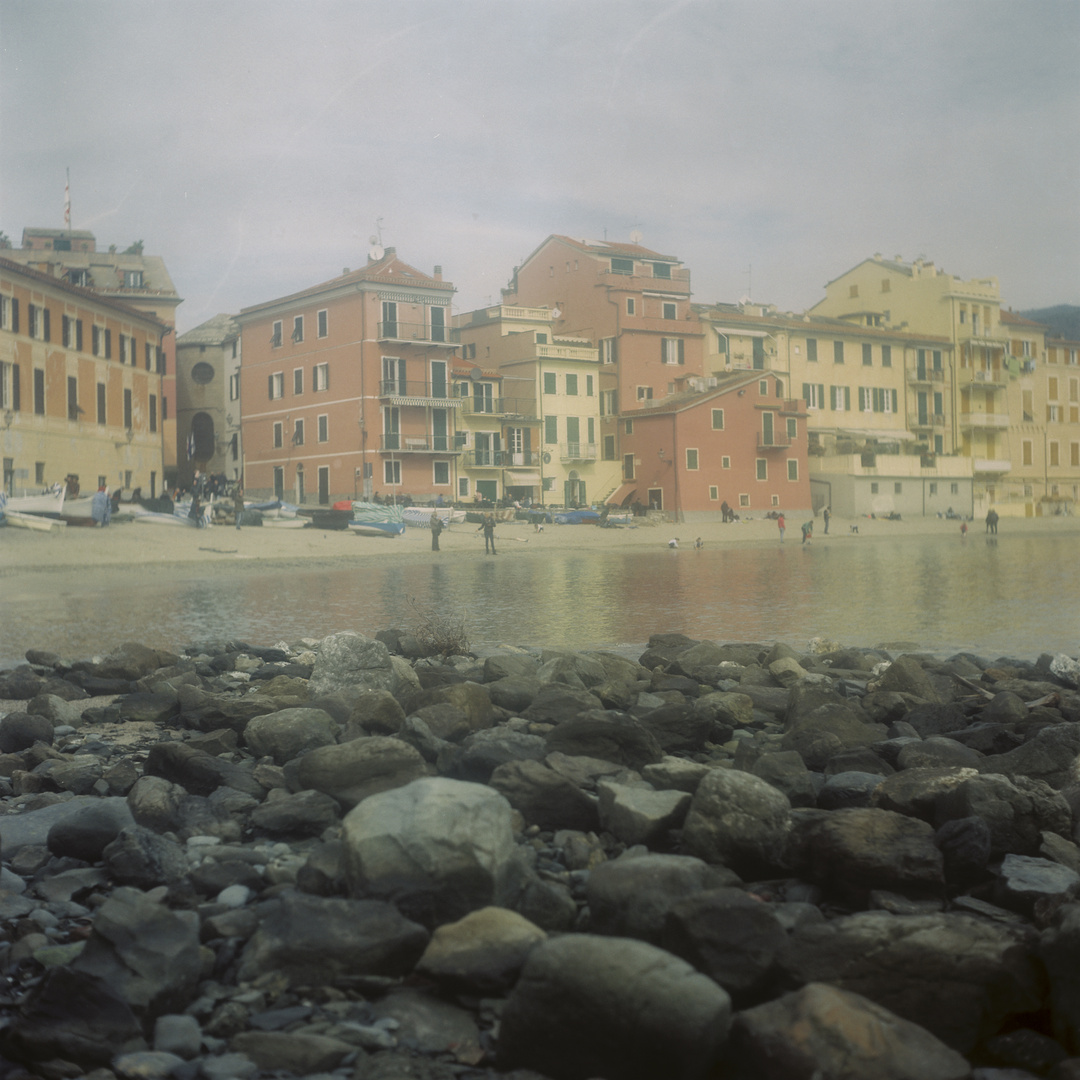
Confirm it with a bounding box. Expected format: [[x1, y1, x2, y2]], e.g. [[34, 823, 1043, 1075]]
[[433, 265, 442, 280], [343, 267, 350, 275]]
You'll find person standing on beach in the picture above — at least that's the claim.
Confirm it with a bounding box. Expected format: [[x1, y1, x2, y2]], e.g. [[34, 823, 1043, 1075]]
[[986, 508, 998, 534], [430, 511, 443, 551], [823, 507, 831, 534], [233, 487, 245, 530], [960, 521, 968, 539], [479, 513, 497, 554], [777, 513, 785, 542], [801, 520, 812, 545]]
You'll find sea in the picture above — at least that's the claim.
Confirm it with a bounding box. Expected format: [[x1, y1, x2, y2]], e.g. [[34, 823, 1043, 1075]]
[[1, 528, 1078, 668]]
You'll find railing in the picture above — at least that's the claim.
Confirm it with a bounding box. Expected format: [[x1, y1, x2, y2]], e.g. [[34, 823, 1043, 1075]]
[[598, 266, 691, 289], [967, 369, 1007, 388], [377, 321, 460, 345], [757, 432, 791, 450], [460, 449, 540, 468], [959, 412, 1009, 429], [460, 396, 538, 418], [561, 442, 597, 461], [379, 380, 461, 403], [535, 343, 597, 362], [906, 367, 945, 383], [973, 458, 1011, 474], [379, 435, 460, 453], [908, 412, 947, 429]]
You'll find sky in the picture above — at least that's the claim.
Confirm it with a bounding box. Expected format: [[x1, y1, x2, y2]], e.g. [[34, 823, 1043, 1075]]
[[2, 0, 1078, 335]]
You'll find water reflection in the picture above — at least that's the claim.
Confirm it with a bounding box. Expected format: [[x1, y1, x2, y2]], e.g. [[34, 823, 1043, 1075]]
[[1, 533, 1077, 666]]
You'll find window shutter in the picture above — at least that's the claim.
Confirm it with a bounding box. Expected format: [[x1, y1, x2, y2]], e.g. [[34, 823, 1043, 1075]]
[[12, 363, 19, 410], [43, 308, 50, 342], [678, 339, 685, 364], [105, 329, 112, 358], [891, 389, 898, 413], [11, 298, 18, 334], [268, 374, 274, 399], [76, 319, 83, 351]]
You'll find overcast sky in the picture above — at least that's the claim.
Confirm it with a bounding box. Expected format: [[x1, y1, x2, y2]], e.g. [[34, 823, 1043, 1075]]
[[2, 0, 1077, 335]]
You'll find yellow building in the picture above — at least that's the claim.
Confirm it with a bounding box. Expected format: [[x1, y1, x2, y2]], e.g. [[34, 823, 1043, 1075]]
[[0, 257, 169, 497], [454, 305, 621, 506]]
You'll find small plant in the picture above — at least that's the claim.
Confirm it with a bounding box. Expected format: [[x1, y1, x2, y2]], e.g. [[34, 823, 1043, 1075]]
[[408, 596, 470, 657]]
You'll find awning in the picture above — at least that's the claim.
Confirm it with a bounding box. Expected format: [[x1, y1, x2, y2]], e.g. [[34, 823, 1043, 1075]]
[[505, 471, 541, 485], [835, 427, 917, 442], [606, 483, 638, 507]]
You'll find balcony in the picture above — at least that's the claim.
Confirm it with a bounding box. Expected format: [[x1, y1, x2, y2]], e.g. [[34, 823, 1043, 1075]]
[[908, 412, 947, 430], [959, 412, 1009, 430], [962, 369, 1007, 390], [561, 442, 597, 462], [906, 366, 945, 385], [459, 396, 538, 419], [379, 380, 463, 407], [379, 435, 461, 454], [536, 343, 597, 363], [757, 433, 792, 450], [377, 321, 460, 346], [972, 458, 1011, 474], [598, 266, 691, 294], [462, 449, 541, 470]]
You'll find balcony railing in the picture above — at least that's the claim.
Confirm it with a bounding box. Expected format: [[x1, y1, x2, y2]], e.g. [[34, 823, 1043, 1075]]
[[908, 412, 947, 429], [461, 449, 541, 469], [959, 412, 1009, 430], [379, 380, 462, 404], [906, 367, 945, 384], [560, 442, 597, 461], [963, 369, 1007, 389], [973, 458, 1011, 474], [377, 321, 460, 345], [459, 396, 538, 418], [379, 435, 461, 453], [757, 432, 792, 450]]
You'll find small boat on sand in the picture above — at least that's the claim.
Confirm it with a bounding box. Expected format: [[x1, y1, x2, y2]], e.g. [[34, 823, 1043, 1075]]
[[348, 502, 406, 537]]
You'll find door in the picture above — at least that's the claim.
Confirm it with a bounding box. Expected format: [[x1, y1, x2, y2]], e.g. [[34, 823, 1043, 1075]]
[[295, 466, 305, 504], [475, 433, 491, 466], [762, 411, 774, 446], [381, 301, 397, 338], [430, 306, 446, 343], [507, 426, 525, 465], [383, 356, 405, 395], [430, 360, 447, 399], [473, 382, 493, 414], [318, 465, 329, 505], [566, 416, 580, 457], [383, 406, 400, 450], [432, 408, 449, 452], [274, 466, 284, 499], [917, 391, 929, 426], [648, 487, 663, 510], [916, 351, 927, 380]]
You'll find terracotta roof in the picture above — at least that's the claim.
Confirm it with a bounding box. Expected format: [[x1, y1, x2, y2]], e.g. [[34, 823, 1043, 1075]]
[[1000, 310, 1046, 329], [625, 370, 783, 415], [548, 234, 679, 262]]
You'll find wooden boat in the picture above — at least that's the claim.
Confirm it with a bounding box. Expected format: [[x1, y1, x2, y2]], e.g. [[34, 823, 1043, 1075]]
[[2, 508, 66, 531], [401, 506, 466, 529], [248, 499, 300, 519], [260, 517, 307, 529], [2, 488, 65, 515], [348, 502, 406, 537]]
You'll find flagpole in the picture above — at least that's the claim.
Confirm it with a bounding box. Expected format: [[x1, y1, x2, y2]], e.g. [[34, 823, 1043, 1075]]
[[65, 168, 71, 238]]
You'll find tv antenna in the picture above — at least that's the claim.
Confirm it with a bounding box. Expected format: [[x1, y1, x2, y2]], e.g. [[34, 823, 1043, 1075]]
[[369, 218, 385, 260]]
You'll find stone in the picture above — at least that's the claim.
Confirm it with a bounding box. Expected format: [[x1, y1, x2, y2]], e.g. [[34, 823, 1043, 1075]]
[[102, 826, 189, 890], [46, 799, 136, 862], [871, 766, 978, 824], [483, 652, 541, 681], [443, 726, 547, 783], [876, 655, 942, 702], [144, 741, 264, 799], [769, 656, 808, 687], [520, 682, 601, 725], [682, 768, 791, 876], [817, 770, 885, 810], [544, 709, 664, 770], [498, 933, 731, 1080], [596, 780, 690, 847], [489, 758, 599, 832], [984, 724, 1080, 790], [27, 693, 86, 725], [637, 701, 714, 753], [587, 853, 739, 944], [897, 735, 984, 771], [0, 712, 54, 753], [370, 987, 482, 1062], [296, 734, 428, 809], [229, 1031, 354, 1073], [936, 816, 994, 886], [537, 650, 608, 689], [342, 776, 515, 928], [242, 707, 337, 764], [309, 630, 421, 698], [995, 853, 1080, 917], [345, 687, 408, 735], [0, 795, 134, 858], [249, 788, 340, 836], [732, 982, 970, 1080], [112, 1051, 187, 1080], [750, 750, 818, 808], [484, 674, 541, 714]]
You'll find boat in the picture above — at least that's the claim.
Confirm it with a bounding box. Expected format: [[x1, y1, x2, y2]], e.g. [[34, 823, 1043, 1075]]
[[260, 517, 308, 529], [401, 506, 467, 529], [553, 508, 602, 525], [248, 499, 300, 520], [297, 507, 352, 530], [348, 502, 406, 537], [2, 508, 67, 531], [2, 487, 65, 515]]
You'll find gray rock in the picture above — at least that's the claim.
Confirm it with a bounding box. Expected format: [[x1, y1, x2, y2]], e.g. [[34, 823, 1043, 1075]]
[[596, 780, 690, 847], [732, 982, 970, 1080], [342, 776, 515, 927], [936, 816, 993, 885], [309, 630, 421, 698], [537, 650, 608, 689], [695, 690, 755, 728], [444, 726, 547, 783], [897, 735, 984, 771], [1040, 902, 1080, 1053], [237, 891, 428, 984], [682, 768, 791, 876], [370, 986, 482, 1060], [0, 795, 134, 858], [544, 709, 663, 770], [249, 788, 340, 836], [26, 693, 86, 725], [144, 741, 264, 799], [228, 1030, 354, 1074], [876, 655, 942, 702], [176, 683, 277, 734], [498, 933, 731, 1080], [0, 712, 54, 753], [199, 1052, 258, 1080], [47, 799, 136, 862], [296, 734, 428, 809], [637, 701, 714, 754], [1050, 653, 1080, 689], [750, 750, 818, 808], [995, 853, 1080, 917], [345, 687, 407, 735], [112, 1050, 187, 1080], [641, 756, 713, 794], [36, 755, 103, 795], [817, 770, 884, 810], [484, 674, 541, 714], [242, 707, 337, 764], [520, 682, 602, 725], [482, 652, 541, 682], [489, 759, 599, 832], [984, 724, 1080, 789], [872, 766, 979, 823], [102, 825, 190, 890]]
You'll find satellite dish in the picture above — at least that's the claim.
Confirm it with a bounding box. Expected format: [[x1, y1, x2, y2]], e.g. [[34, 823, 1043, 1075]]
[[369, 244, 385, 261], [630, 229, 643, 243], [551, 307, 562, 320], [470, 367, 482, 380]]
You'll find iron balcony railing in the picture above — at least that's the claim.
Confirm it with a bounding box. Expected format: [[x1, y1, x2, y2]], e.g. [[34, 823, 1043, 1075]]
[[757, 432, 792, 450], [906, 366, 945, 384], [377, 321, 460, 345], [560, 442, 597, 461], [462, 449, 541, 469], [459, 396, 538, 418], [379, 380, 462, 403], [379, 435, 460, 453]]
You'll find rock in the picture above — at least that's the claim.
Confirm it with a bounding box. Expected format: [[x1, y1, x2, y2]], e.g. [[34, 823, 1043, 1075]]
[[876, 655, 942, 702], [308, 630, 420, 698], [769, 656, 808, 687], [342, 776, 515, 927], [242, 707, 337, 764], [443, 726, 547, 783], [112, 1050, 187, 1080], [936, 815, 994, 886], [176, 683, 277, 734], [102, 826, 190, 890], [596, 779, 690, 847], [984, 724, 1080, 790], [1040, 902, 1080, 1053], [897, 736, 984, 771], [345, 688, 408, 735], [871, 766, 978, 823], [544, 709, 664, 770], [415, 906, 546, 994], [483, 652, 541, 681], [71, 886, 201, 1018], [498, 933, 730, 1080], [371, 987, 482, 1062], [537, 650, 608, 689], [26, 693, 86, 725], [586, 853, 739, 944], [682, 768, 791, 876], [84, 642, 176, 681], [237, 891, 428, 984], [112, 691, 181, 724], [731, 982, 970, 1080], [296, 734, 428, 809], [1050, 654, 1080, 689], [750, 750, 818, 808], [144, 741, 264, 799], [229, 1031, 354, 1073], [637, 701, 714, 753], [0, 795, 134, 858], [46, 799, 136, 862], [249, 788, 340, 836], [520, 682, 601, 725], [641, 756, 713, 793], [817, 770, 884, 810], [489, 759, 599, 832], [484, 674, 541, 714], [995, 853, 1080, 918], [0, 712, 54, 752]]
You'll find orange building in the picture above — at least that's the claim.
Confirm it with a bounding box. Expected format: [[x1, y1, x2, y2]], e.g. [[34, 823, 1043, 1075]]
[[235, 248, 459, 504]]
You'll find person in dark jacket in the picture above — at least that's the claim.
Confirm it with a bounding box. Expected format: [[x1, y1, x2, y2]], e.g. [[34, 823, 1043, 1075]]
[[430, 511, 444, 551], [479, 513, 497, 554]]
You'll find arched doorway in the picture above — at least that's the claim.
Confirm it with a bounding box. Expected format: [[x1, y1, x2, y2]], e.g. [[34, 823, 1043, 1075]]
[[564, 470, 586, 508], [187, 412, 215, 481]]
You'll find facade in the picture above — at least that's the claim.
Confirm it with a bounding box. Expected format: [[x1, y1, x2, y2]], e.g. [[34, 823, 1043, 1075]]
[[810, 254, 1080, 516], [3, 228, 182, 486], [612, 370, 811, 520], [236, 249, 459, 504], [175, 314, 242, 487], [454, 304, 619, 506], [0, 257, 168, 496]]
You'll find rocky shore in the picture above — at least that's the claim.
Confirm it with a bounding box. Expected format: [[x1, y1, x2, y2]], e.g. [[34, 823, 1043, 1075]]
[[1, 631, 1080, 1080]]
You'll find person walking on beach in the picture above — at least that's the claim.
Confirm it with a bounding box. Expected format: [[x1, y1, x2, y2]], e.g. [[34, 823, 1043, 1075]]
[[960, 521, 968, 539], [429, 511, 443, 551], [986, 508, 999, 534], [479, 513, 497, 554], [801, 520, 813, 545], [233, 487, 245, 530], [823, 507, 831, 534], [777, 513, 785, 542]]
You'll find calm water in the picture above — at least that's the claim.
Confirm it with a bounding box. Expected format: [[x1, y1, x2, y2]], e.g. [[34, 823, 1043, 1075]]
[[2, 532, 1078, 668]]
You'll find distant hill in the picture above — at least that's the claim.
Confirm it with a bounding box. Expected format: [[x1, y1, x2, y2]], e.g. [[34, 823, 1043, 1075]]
[[1019, 305, 1080, 342]]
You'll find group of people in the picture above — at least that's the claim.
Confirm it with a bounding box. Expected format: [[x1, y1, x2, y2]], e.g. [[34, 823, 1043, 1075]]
[[774, 513, 816, 544], [429, 511, 498, 554]]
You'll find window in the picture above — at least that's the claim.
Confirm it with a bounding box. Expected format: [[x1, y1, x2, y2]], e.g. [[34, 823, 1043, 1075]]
[[881, 345, 892, 367], [686, 448, 699, 470], [458, 477, 470, 498], [600, 389, 617, 415], [433, 461, 450, 485], [1048, 376, 1060, 401], [96, 382, 106, 424], [536, 332, 547, 344], [1050, 442, 1060, 467], [145, 342, 153, 370], [565, 373, 579, 395], [806, 338, 818, 363], [833, 341, 844, 364], [959, 307, 967, 324], [293, 419, 304, 445], [929, 482, 937, 495], [230, 373, 240, 401], [294, 368, 304, 395], [787, 459, 799, 481], [623, 453, 635, 480], [626, 298, 635, 316], [162, 397, 168, 420], [291, 316, 303, 343], [62, 315, 76, 349], [191, 361, 215, 384], [662, 302, 677, 320], [271, 320, 282, 347], [603, 434, 616, 460], [756, 459, 767, 480], [543, 372, 557, 394], [313, 363, 328, 391], [787, 417, 798, 438], [586, 374, 594, 396], [384, 460, 401, 485], [871, 482, 879, 494], [759, 380, 768, 396], [859, 387, 897, 413], [802, 382, 825, 409], [273, 422, 283, 448], [33, 369, 45, 414], [269, 372, 284, 399], [830, 385, 850, 411], [849, 284, 859, 298], [651, 262, 671, 280], [624, 419, 633, 434], [711, 408, 724, 430], [637, 385, 653, 400], [317, 414, 328, 442], [894, 482, 903, 494], [1072, 443, 1080, 467], [1022, 440, 1032, 466], [709, 486, 718, 500], [67, 376, 78, 420], [661, 338, 684, 365], [722, 456, 731, 469], [739, 493, 749, 507], [124, 270, 143, 288], [862, 343, 872, 366], [545, 415, 557, 443], [149, 395, 157, 433], [123, 388, 132, 429], [610, 257, 633, 274], [600, 338, 617, 364]]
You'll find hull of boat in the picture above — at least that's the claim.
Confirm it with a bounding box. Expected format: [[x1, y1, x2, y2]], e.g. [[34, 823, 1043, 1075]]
[[3, 509, 66, 531], [348, 521, 406, 537]]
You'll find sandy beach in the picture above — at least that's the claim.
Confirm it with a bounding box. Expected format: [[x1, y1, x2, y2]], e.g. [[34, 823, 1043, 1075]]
[[2, 510, 1077, 580]]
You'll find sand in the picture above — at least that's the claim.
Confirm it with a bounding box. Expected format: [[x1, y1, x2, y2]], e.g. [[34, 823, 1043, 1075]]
[[2, 509, 1077, 581]]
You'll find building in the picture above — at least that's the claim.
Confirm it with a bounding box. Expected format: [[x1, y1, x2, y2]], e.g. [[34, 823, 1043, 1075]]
[[3, 228, 182, 487], [236, 248, 459, 504], [175, 314, 242, 487], [610, 369, 811, 520], [454, 304, 618, 506], [0, 256, 168, 496]]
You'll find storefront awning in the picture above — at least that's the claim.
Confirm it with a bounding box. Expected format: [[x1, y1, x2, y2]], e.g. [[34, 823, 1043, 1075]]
[[505, 471, 541, 485]]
